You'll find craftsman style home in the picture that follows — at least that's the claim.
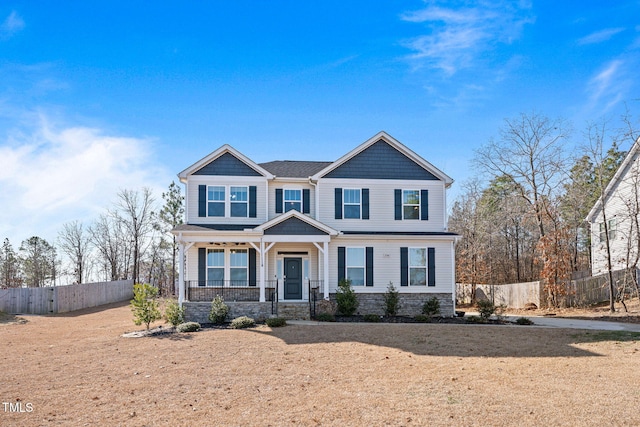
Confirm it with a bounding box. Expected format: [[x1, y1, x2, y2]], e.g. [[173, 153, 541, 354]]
[[173, 131, 459, 320], [587, 137, 640, 275]]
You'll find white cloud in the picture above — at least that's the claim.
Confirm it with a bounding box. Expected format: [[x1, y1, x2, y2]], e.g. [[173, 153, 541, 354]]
[[400, 1, 535, 76], [0, 115, 170, 245], [0, 11, 25, 40], [585, 59, 630, 113], [577, 27, 625, 45]]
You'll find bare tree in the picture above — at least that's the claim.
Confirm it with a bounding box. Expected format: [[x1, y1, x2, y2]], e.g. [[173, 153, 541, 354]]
[[58, 220, 91, 284], [90, 213, 128, 281]]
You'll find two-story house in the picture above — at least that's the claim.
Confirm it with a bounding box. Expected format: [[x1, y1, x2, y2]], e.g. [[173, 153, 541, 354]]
[[172, 131, 459, 320]]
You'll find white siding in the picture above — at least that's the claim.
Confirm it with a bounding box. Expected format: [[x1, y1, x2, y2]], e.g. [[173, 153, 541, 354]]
[[317, 178, 447, 232], [266, 181, 317, 221]]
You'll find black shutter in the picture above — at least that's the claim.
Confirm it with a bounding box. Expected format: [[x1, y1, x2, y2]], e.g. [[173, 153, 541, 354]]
[[365, 247, 374, 286], [249, 186, 257, 218], [337, 246, 345, 282], [335, 188, 343, 219], [428, 247, 436, 286], [362, 189, 369, 220], [198, 185, 207, 217], [421, 189, 429, 221], [198, 248, 206, 286], [275, 189, 283, 214], [394, 189, 402, 220], [400, 247, 408, 286], [249, 248, 257, 286], [303, 189, 310, 214]]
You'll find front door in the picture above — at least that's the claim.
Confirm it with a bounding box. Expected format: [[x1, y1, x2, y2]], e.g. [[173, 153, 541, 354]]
[[284, 258, 303, 300]]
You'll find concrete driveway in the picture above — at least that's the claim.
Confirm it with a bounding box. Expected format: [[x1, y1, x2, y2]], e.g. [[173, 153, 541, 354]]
[[504, 313, 640, 332]]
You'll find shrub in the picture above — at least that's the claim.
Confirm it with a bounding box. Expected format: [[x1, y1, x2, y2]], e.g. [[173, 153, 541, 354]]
[[230, 316, 255, 329], [266, 317, 287, 327], [465, 315, 484, 323], [131, 283, 162, 330], [414, 314, 431, 323], [164, 299, 185, 326], [422, 296, 441, 317], [209, 296, 230, 324], [363, 314, 381, 322], [476, 299, 496, 320], [515, 317, 534, 325], [176, 321, 201, 332], [383, 282, 400, 316], [315, 313, 336, 322], [335, 279, 358, 316]]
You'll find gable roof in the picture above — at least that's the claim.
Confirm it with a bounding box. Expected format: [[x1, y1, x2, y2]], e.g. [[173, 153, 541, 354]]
[[586, 137, 640, 222], [311, 131, 454, 186], [259, 160, 332, 178], [253, 210, 339, 236], [178, 144, 274, 182]]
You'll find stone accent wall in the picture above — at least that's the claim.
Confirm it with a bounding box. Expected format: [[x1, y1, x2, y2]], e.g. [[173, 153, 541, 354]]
[[325, 293, 454, 317], [184, 301, 274, 323]]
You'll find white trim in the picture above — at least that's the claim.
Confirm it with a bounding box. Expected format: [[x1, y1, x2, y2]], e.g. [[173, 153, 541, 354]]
[[178, 144, 274, 181]]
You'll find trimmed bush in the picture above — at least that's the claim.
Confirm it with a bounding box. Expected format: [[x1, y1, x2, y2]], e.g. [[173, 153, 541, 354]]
[[230, 316, 256, 329], [131, 283, 161, 330], [335, 279, 358, 316], [176, 322, 201, 332], [164, 299, 185, 326], [363, 314, 381, 322], [315, 313, 336, 322], [209, 296, 230, 324], [465, 315, 484, 323], [477, 299, 496, 320], [515, 317, 534, 325], [383, 282, 400, 316], [422, 296, 441, 317], [414, 314, 431, 323], [266, 317, 287, 327]]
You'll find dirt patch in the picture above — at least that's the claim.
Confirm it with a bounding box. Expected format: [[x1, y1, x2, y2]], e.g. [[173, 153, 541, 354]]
[[0, 311, 27, 325], [2, 301, 640, 426]]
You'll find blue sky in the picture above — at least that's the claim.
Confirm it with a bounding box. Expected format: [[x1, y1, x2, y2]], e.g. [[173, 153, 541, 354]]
[[1, 1, 639, 246]]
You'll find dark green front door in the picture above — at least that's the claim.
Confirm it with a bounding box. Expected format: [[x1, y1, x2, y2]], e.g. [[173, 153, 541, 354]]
[[284, 258, 302, 300]]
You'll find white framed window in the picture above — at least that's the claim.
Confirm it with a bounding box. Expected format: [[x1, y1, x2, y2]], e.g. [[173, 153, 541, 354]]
[[207, 186, 225, 217], [346, 247, 365, 286], [284, 189, 302, 212], [207, 249, 224, 285], [230, 186, 248, 217], [403, 190, 420, 220], [343, 189, 361, 219], [599, 219, 617, 242], [409, 248, 427, 286], [229, 249, 248, 285]]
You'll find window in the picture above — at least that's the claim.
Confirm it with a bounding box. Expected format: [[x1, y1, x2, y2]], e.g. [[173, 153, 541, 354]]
[[409, 248, 427, 286], [284, 189, 302, 212], [230, 186, 248, 217], [207, 186, 225, 217], [207, 249, 224, 285], [229, 249, 248, 285], [599, 219, 617, 242], [346, 247, 365, 286], [403, 190, 420, 220], [343, 189, 361, 219]]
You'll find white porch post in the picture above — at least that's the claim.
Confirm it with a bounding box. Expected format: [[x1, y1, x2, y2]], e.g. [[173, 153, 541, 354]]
[[178, 241, 185, 306], [323, 241, 329, 300], [259, 240, 266, 302]]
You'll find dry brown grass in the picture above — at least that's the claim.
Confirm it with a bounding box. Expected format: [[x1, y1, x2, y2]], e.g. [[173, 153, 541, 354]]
[[2, 302, 640, 426]]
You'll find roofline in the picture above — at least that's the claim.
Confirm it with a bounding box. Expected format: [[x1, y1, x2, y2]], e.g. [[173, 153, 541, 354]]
[[586, 136, 640, 222], [310, 131, 454, 187], [177, 144, 275, 182], [252, 210, 340, 235]]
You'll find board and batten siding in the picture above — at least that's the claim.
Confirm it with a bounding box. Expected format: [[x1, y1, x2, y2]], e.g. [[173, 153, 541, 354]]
[[327, 238, 455, 294], [316, 178, 447, 233], [184, 175, 268, 225]]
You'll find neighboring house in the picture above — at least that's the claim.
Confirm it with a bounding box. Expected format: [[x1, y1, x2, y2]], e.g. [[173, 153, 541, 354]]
[[586, 137, 640, 275], [172, 131, 459, 320]]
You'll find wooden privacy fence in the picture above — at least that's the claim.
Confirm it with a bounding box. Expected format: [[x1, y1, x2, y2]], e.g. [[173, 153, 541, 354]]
[[0, 280, 134, 314]]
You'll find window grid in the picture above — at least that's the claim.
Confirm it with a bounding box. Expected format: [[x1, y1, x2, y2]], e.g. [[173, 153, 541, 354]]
[[346, 247, 365, 286], [343, 189, 361, 219], [409, 247, 427, 286], [403, 190, 420, 220], [284, 189, 302, 212]]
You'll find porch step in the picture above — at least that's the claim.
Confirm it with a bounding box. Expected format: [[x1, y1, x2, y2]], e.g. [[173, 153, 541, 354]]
[[277, 303, 311, 320]]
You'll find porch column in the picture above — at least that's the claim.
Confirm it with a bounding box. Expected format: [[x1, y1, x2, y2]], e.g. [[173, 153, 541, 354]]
[[178, 241, 185, 306], [323, 241, 329, 300], [259, 240, 266, 302]]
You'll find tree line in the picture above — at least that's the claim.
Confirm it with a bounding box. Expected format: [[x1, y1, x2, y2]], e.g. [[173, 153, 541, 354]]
[[0, 182, 184, 295], [449, 110, 639, 310]]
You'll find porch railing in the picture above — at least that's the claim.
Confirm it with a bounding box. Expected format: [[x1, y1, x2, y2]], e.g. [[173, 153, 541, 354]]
[[186, 280, 277, 302]]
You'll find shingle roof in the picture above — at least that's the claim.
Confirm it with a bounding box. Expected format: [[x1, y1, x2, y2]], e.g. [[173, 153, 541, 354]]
[[258, 160, 332, 178]]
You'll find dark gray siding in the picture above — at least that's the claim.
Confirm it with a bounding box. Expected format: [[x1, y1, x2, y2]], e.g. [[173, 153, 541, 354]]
[[264, 217, 328, 235], [323, 140, 440, 180], [193, 152, 262, 176]]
